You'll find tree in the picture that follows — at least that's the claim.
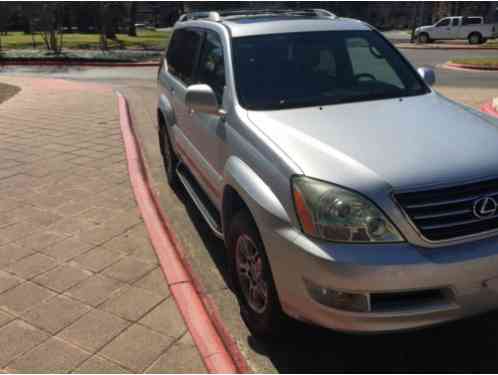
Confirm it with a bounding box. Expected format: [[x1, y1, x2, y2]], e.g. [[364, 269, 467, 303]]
[[410, 3, 420, 43], [0, 3, 11, 37], [99, 2, 108, 50], [128, 2, 137, 37], [21, 4, 39, 47], [37, 2, 64, 54], [486, 2, 498, 22], [74, 3, 98, 33]]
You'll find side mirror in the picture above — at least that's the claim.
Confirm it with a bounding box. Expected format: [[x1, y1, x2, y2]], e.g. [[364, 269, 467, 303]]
[[417, 67, 436, 87], [185, 84, 221, 116]]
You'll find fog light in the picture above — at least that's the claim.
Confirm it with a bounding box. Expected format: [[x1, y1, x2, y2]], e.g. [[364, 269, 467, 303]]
[[304, 279, 370, 313]]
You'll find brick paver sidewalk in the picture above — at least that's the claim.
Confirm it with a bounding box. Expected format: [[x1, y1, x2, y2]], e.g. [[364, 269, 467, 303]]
[[0, 77, 206, 373]]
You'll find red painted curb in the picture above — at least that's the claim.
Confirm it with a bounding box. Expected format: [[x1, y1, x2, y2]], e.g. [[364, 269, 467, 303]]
[[481, 101, 498, 118], [0, 60, 159, 68], [117, 93, 250, 374], [446, 62, 498, 71]]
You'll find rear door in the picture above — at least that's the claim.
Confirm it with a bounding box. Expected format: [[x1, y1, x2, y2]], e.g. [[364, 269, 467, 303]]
[[161, 28, 204, 154], [450, 17, 461, 38]]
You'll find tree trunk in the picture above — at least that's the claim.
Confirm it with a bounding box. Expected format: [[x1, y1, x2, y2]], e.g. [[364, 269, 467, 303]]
[[65, 6, 73, 33], [104, 4, 117, 39], [128, 2, 137, 37], [23, 12, 31, 34], [486, 2, 497, 23], [410, 3, 420, 43], [99, 3, 108, 50]]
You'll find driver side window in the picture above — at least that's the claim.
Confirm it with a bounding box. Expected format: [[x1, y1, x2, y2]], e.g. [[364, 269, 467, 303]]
[[196, 31, 226, 104], [437, 19, 450, 27]]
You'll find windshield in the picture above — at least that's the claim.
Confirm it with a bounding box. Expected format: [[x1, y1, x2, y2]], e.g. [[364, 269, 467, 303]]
[[232, 30, 429, 110]]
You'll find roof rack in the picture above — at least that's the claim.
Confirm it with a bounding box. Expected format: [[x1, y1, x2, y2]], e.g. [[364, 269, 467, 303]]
[[177, 8, 337, 23]]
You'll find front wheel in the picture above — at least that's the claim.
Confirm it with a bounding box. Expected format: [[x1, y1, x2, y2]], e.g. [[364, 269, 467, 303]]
[[228, 209, 288, 339], [418, 33, 430, 44]]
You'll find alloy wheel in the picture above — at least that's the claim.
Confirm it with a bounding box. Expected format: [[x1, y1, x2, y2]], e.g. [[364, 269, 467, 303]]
[[235, 234, 269, 314]]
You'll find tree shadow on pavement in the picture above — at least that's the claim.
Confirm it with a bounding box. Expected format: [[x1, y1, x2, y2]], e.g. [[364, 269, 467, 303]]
[[0, 82, 21, 104]]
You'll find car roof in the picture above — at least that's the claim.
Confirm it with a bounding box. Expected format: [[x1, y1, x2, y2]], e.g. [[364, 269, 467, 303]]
[[177, 15, 371, 38], [223, 16, 370, 37]]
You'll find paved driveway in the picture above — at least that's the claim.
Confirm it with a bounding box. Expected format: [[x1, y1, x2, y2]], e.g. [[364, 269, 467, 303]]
[[1, 56, 496, 372], [0, 77, 205, 373]]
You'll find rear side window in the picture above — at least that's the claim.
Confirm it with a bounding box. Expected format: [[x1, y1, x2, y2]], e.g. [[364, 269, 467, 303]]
[[462, 17, 482, 26], [196, 31, 226, 104], [452, 18, 459, 27], [167, 29, 203, 85]]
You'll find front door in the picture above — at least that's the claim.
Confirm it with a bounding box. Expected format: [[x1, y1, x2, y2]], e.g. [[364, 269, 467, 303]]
[[162, 28, 204, 154], [432, 18, 452, 39], [188, 29, 227, 204]]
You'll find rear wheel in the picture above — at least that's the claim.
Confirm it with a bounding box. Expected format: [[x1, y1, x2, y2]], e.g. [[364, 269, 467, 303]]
[[158, 119, 179, 189], [228, 209, 288, 339], [418, 33, 430, 44], [469, 32, 482, 45]]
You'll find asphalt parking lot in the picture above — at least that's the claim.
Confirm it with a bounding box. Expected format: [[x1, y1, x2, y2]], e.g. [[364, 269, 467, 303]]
[[1, 45, 497, 372]]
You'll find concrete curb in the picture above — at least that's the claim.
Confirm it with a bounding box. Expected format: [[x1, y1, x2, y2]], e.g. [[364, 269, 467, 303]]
[[117, 93, 249, 374], [438, 63, 498, 73], [481, 101, 498, 118], [446, 62, 498, 71], [0, 60, 159, 68], [396, 44, 498, 51]]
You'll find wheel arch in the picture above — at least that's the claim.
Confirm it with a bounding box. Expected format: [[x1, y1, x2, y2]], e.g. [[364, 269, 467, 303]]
[[468, 31, 483, 42], [221, 157, 291, 246], [418, 32, 430, 42], [222, 185, 250, 245], [157, 94, 176, 130]]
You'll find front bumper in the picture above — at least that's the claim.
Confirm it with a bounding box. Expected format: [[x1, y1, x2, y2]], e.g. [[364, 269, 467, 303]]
[[262, 224, 498, 333]]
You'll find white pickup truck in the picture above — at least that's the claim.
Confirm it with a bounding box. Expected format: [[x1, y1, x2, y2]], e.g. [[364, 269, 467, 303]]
[[415, 16, 497, 44]]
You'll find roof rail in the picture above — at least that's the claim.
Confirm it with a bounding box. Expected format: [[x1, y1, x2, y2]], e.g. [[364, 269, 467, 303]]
[[307, 9, 336, 18], [177, 8, 337, 23], [177, 11, 220, 22]]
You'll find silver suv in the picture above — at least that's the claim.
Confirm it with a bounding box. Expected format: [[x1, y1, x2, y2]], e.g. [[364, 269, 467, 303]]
[[158, 9, 498, 337]]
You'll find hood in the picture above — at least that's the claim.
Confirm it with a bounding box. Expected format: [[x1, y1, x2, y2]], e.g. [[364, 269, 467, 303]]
[[247, 93, 498, 195], [416, 25, 431, 32]]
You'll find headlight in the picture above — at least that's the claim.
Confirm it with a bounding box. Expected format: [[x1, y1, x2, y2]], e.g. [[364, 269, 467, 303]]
[[292, 176, 404, 243]]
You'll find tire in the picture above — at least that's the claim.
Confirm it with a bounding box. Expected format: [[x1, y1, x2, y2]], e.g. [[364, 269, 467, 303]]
[[418, 33, 430, 44], [468, 32, 482, 45], [228, 209, 288, 339], [158, 120, 180, 189]]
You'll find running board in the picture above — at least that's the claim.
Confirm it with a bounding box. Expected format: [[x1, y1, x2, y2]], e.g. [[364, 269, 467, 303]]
[[176, 162, 224, 240]]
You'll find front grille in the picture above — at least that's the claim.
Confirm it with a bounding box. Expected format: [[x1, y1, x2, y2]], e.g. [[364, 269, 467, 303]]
[[395, 178, 498, 242]]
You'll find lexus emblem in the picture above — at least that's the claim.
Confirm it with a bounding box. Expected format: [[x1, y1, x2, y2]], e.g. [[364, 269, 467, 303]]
[[473, 197, 498, 219]]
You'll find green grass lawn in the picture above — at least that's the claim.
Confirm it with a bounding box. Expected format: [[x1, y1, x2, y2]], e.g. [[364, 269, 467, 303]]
[[450, 58, 498, 68], [0, 30, 171, 50]]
